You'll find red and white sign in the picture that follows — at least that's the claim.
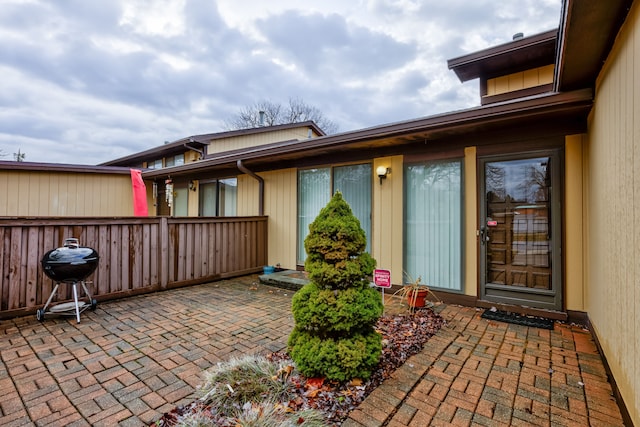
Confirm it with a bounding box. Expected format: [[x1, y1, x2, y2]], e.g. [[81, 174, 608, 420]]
[[373, 269, 391, 288], [487, 220, 498, 227]]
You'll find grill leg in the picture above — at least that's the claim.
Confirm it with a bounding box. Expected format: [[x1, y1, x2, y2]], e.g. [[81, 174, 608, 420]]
[[42, 284, 60, 312], [73, 283, 80, 323]]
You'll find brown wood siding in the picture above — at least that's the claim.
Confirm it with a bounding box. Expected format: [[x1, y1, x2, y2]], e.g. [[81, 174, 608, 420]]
[[0, 216, 267, 318]]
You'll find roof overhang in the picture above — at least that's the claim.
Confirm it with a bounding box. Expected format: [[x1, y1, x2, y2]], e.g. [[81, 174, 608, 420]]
[[0, 161, 132, 175], [555, 0, 634, 91], [448, 29, 557, 82], [143, 88, 593, 181], [99, 138, 209, 167], [100, 121, 325, 167]]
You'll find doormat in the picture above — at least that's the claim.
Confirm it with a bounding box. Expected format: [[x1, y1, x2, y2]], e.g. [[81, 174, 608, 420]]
[[481, 309, 554, 330]]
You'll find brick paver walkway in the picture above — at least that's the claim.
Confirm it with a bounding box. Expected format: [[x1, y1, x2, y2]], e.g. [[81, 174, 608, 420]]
[[0, 276, 294, 426], [0, 276, 625, 426], [345, 305, 625, 427]]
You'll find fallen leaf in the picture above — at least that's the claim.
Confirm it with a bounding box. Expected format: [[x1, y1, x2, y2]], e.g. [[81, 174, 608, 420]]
[[306, 377, 325, 389]]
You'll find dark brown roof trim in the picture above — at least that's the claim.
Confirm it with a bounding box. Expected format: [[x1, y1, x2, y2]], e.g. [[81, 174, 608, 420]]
[[0, 160, 133, 175], [99, 138, 209, 167], [554, 0, 634, 92], [142, 88, 593, 179], [448, 29, 557, 82], [100, 121, 325, 166], [190, 120, 325, 143], [481, 84, 554, 105]]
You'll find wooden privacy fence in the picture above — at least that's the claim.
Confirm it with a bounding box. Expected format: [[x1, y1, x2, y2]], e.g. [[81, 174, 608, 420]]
[[0, 216, 268, 319]]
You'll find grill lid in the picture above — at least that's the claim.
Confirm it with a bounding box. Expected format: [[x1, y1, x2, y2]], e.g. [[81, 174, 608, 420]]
[[41, 238, 99, 282]]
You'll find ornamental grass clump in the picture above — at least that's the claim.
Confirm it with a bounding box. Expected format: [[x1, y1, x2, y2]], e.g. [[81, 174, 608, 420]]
[[199, 355, 293, 413], [288, 192, 383, 382]]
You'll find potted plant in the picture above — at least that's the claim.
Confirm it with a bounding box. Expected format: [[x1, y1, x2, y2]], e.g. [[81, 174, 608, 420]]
[[393, 273, 440, 311]]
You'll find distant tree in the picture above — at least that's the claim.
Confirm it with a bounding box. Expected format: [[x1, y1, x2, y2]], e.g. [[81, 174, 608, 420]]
[[13, 149, 25, 162], [224, 97, 339, 134]]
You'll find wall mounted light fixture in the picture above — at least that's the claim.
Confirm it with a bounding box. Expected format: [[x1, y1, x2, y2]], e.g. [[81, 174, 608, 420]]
[[376, 166, 391, 185], [189, 180, 197, 191]]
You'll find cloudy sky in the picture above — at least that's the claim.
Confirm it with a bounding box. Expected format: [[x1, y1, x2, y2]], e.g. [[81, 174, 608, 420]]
[[0, 0, 561, 165]]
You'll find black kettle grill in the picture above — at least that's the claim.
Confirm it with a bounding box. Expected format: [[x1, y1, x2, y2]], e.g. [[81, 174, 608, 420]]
[[38, 238, 99, 323]]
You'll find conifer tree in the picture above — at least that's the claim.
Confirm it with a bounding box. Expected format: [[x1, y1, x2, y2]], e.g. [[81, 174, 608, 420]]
[[288, 192, 383, 381]]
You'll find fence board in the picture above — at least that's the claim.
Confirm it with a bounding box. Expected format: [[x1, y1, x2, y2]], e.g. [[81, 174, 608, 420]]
[[0, 216, 267, 318]]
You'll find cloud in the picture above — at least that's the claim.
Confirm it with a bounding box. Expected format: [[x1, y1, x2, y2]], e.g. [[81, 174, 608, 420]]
[[0, 0, 562, 164]]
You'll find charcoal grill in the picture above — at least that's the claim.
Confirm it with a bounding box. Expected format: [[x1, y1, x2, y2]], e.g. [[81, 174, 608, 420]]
[[38, 238, 99, 323]]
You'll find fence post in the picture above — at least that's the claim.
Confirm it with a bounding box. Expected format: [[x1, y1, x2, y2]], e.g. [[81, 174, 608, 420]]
[[159, 217, 169, 290]]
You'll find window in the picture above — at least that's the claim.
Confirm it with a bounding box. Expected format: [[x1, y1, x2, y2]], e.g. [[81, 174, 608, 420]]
[[404, 160, 462, 291], [297, 164, 372, 264], [199, 178, 237, 216], [166, 154, 184, 167], [148, 159, 163, 169], [173, 183, 189, 216]]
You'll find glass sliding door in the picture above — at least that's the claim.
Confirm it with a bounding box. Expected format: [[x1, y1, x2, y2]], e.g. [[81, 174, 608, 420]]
[[173, 183, 189, 216], [198, 178, 237, 216], [219, 178, 237, 216], [199, 182, 217, 216], [297, 164, 372, 264], [334, 164, 372, 253], [404, 160, 462, 291], [297, 168, 331, 263]]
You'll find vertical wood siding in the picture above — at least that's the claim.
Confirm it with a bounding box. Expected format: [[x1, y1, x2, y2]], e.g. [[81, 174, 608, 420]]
[[587, 3, 640, 425], [486, 64, 554, 96], [0, 216, 267, 319], [0, 171, 134, 216], [238, 169, 298, 270], [208, 128, 318, 154]]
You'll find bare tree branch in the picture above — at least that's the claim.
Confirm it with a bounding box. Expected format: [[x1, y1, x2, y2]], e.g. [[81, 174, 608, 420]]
[[224, 98, 339, 134]]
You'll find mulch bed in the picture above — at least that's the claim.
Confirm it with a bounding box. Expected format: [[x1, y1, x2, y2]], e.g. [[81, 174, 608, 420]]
[[151, 305, 445, 426]]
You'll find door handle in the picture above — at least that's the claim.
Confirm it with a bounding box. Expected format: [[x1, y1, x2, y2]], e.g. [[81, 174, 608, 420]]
[[479, 226, 489, 245]]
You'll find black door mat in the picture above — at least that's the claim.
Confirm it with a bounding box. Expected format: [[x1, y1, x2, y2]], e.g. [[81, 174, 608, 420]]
[[481, 309, 555, 330]]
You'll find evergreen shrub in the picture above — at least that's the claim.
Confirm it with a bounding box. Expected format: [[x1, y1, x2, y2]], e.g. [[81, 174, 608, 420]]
[[288, 192, 383, 381]]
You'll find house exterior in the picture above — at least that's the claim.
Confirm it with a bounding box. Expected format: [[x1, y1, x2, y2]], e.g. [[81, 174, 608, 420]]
[[0, 0, 636, 422], [106, 1, 636, 423], [102, 121, 324, 217]]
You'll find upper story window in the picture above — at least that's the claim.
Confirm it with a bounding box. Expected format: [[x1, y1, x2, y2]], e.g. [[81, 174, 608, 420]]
[[147, 159, 163, 169], [165, 154, 184, 167]]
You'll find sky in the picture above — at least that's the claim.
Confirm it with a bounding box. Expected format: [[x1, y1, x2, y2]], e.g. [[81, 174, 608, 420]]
[[0, 0, 561, 165]]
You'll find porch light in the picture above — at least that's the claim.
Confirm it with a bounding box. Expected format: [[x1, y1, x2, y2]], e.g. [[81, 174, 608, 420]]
[[376, 166, 391, 185]]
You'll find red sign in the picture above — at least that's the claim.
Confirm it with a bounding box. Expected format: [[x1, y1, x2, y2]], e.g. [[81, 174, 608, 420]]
[[373, 269, 391, 288], [487, 220, 498, 227]]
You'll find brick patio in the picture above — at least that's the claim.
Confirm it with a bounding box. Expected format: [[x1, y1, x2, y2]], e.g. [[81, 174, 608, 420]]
[[0, 276, 293, 426], [345, 304, 626, 427], [0, 275, 626, 426]]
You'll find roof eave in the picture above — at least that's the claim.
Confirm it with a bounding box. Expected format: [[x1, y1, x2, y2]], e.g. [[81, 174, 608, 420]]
[[100, 121, 325, 167], [448, 29, 557, 82], [555, 0, 634, 91], [0, 161, 133, 175], [142, 89, 593, 180]]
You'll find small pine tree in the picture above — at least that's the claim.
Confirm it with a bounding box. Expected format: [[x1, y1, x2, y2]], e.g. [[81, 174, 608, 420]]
[[288, 192, 383, 381]]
